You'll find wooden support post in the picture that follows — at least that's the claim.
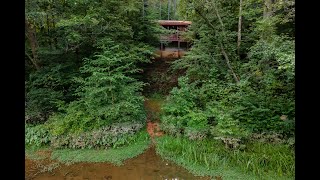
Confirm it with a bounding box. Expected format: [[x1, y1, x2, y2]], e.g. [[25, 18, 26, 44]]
[[160, 42, 163, 59], [178, 40, 180, 58], [177, 25, 180, 58]]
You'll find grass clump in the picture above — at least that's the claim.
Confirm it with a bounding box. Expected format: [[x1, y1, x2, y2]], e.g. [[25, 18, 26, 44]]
[[51, 130, 150, 165], [25, 145, 51, 160], [155, 135, 294, 180]]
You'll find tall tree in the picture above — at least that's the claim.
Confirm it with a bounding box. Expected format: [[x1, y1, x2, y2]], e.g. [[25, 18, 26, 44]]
[[168, 0, 171, 20], [25, 18, 41, 70], [194, 0, 240, 83], [160, 0, 162, 19], [173, 0, 177, 19], [263, 0, 274, 18], [237, 0, 243, 55], [163, 0, 294, 137]]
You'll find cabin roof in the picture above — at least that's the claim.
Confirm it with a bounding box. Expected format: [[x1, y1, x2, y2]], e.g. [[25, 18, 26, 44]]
[[158, 20, 192, 26]]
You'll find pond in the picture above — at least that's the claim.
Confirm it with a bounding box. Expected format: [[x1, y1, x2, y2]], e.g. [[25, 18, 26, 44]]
[[25, 147, 211, 180]]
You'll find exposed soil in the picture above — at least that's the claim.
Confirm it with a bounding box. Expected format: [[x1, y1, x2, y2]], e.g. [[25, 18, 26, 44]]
[[142, 49, 186, 96]]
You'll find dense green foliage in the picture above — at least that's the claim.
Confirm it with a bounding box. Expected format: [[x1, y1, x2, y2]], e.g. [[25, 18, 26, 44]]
[[25, 1, 157, 164], [25, 0, 157, 124], [26, 0, 294, 178], [48, 44, 152, 135], [161, 0, 295, 139], [145, 0, 181, 20], [153, 1, 295, 178]]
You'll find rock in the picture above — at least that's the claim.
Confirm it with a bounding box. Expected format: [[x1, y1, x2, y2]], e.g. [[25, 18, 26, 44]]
[[280, 115, 287, 121]]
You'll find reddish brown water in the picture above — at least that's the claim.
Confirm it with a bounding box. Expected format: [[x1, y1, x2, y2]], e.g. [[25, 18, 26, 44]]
[[145, 98, 164, 139], [26, 147, 211, 180]]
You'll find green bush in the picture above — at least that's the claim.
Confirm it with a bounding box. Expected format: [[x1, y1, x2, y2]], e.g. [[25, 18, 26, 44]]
[[229, 86, 294, 135], [161, 1, 295, 137], [25, 124, 51, 147], [50, 122, 144, 149], [160, 77, 211, 139], [161, 77, 249, 139], [25, 64, 80, 124], [47, 44, 152, 135], [25, 122, 145, 149]]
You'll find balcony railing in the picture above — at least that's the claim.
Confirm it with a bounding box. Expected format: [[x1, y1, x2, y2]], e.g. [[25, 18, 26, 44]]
[[160, 34, 187, 42]]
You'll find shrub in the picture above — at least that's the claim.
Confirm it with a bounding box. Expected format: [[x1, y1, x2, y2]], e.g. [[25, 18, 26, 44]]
[[160, 77, 211, 139], [50, 122, 144, 149], [25, 64, 80, 124], [47, 44, 152, 135], [25, 122, 145, 149], [25, 124, 51, 147]]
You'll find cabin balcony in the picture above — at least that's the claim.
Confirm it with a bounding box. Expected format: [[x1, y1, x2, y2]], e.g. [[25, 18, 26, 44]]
[[159, 34, 188, 42]]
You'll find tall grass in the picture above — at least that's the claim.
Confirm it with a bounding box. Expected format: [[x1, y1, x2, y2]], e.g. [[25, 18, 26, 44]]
[[155, 135, 294, 180]]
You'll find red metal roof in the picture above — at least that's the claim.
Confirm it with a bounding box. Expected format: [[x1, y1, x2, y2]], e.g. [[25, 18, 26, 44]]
[[158, 20, 192, 26]]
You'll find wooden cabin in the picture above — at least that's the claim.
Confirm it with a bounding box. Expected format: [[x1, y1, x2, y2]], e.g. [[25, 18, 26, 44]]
[[157, 20, 192, 58]]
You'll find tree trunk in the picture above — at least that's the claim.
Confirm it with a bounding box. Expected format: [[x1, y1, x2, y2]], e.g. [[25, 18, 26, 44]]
[[173, 0, 176, 19], [210, 0, 225, 33], [195, 7, 240, 84], [263, 0, 274, 18], [142, 0, 149, 19], [142, 0, 145, 18], [25, 18, 40, 70], [25, 52, 40, 70], [168, 0, 170, 20], [47, 14, 52, 49], [220, 44, 240, 83], [237, 0, 242, 55], [211, 0, 240, 83], [52, 14, 58, 49], [160, 0, 162, 19]]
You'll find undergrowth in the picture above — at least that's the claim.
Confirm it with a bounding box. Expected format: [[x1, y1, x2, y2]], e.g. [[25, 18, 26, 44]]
[[51, 130, 150, 165], [25, 122, 145, 149], [26, 130, 151, 166], [155, 135, 294, 180]]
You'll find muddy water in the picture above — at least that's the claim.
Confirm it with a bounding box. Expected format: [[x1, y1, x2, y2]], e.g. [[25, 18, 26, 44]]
[[145, 98, 165, 139], [26, 147, 210, 180], [144, 98, 163, 114]]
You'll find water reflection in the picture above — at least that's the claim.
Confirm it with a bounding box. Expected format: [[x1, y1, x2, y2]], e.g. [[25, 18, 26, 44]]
[[26, 147, 211, 180]]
